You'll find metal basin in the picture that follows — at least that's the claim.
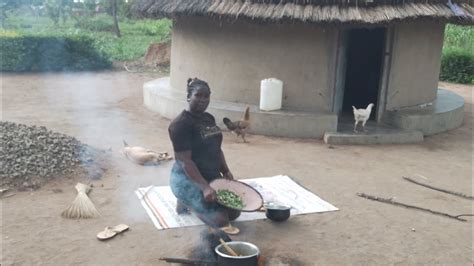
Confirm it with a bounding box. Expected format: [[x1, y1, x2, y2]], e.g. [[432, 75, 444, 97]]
[[215, 241, 260, 266]]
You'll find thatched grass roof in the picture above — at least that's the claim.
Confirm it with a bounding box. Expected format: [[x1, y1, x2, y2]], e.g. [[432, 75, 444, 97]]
[[132, 0, 473, 25]]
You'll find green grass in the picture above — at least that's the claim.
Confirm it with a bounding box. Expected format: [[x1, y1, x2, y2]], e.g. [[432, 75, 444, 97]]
[[2, 13, 472, 78], [2, 13, 172, 61], [443, 24, 473, 55]]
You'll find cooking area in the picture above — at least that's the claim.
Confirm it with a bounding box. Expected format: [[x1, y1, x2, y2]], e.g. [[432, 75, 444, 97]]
[[1, 72, 472, 265]]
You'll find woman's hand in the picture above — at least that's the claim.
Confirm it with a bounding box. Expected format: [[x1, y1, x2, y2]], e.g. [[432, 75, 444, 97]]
[[222, 171, 234, 180], [202, 186, 217, 202]]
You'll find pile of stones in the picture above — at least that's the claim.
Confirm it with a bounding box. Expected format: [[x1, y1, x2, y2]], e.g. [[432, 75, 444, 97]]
[[0, 121, 103, 190]]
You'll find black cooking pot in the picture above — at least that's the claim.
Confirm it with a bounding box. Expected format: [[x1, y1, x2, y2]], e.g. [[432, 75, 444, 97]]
[[225, 207, 241, 221], [215, 241, 260, 266], [265, 203, 291, 222]]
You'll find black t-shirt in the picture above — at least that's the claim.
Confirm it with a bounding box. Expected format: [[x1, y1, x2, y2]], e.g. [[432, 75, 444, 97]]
[[168, 110, 223, 181]]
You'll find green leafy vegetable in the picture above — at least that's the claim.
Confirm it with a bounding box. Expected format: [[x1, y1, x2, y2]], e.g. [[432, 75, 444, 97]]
[[217, 189, 244, 209]]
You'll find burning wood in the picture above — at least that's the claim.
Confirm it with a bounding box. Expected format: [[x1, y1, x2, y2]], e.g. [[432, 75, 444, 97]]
[[159, 257, 214, 265]]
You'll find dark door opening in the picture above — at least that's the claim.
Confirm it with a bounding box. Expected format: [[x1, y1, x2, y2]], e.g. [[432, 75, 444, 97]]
[[342, 28, 385, 120]]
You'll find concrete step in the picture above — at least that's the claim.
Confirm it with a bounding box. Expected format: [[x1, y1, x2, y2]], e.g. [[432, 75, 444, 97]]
[[384, 89, 464, 136], [143, 77, 338, 138], [324, 128, 424, 145]]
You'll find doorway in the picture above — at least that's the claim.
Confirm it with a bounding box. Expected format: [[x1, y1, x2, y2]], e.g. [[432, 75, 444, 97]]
[[337, 28, 386, 121]]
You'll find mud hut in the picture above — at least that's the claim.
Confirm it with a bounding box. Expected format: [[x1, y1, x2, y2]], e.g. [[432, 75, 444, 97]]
[[133, 0, 473, 143]]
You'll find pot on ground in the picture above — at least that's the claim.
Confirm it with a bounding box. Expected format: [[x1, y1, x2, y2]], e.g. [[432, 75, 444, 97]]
[[215, 241, 259, 266], [265, 203, 291, 222]]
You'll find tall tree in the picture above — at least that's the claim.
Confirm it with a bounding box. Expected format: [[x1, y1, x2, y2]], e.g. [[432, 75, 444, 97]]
[[111, 0, 121, 37]]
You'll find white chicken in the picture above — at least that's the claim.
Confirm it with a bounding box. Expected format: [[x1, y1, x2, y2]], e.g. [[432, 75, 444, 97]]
[[352, 103, 374, 133]]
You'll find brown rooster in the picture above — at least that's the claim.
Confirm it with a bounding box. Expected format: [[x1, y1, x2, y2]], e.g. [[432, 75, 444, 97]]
[[223, 106, 250, 143]]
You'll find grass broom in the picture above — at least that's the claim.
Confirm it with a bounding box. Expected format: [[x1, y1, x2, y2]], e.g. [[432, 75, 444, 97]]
[[61, 183, 100, 219]]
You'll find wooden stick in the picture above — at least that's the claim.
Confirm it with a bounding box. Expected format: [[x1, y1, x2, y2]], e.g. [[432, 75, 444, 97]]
[[219, 238, 239, 256], [403, 176, 474, 200], [455, 214, 474, 218], [159, 257, 213, 265], [357, 193, 468, 222]]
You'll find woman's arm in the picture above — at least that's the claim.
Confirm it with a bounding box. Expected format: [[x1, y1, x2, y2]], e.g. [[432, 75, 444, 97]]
[[175, 150, 217, 202], [219, 149, 234, 179]]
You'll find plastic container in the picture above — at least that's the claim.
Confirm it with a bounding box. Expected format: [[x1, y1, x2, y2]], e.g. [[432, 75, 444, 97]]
[[259, 78, 283, 111]]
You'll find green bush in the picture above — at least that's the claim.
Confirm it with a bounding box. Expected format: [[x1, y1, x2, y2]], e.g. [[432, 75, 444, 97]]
[[0, 34, 111, 72], [444, 24, 473, 51], [440, 48, 474, 84], [2, 14, 173, 61], [131, 19, 172, 38]]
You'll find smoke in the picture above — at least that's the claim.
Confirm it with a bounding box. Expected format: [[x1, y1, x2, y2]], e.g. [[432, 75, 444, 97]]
[[39, 72, 171, 222], [186, 227, 234, 265], [42, 72, 136, 148]]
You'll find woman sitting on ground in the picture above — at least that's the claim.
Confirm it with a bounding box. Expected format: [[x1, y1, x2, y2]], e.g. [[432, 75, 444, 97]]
[[168, 77, 239, 234]]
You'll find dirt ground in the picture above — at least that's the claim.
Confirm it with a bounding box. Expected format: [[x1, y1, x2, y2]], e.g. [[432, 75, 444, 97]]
[[1, 72, 472, 265]]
